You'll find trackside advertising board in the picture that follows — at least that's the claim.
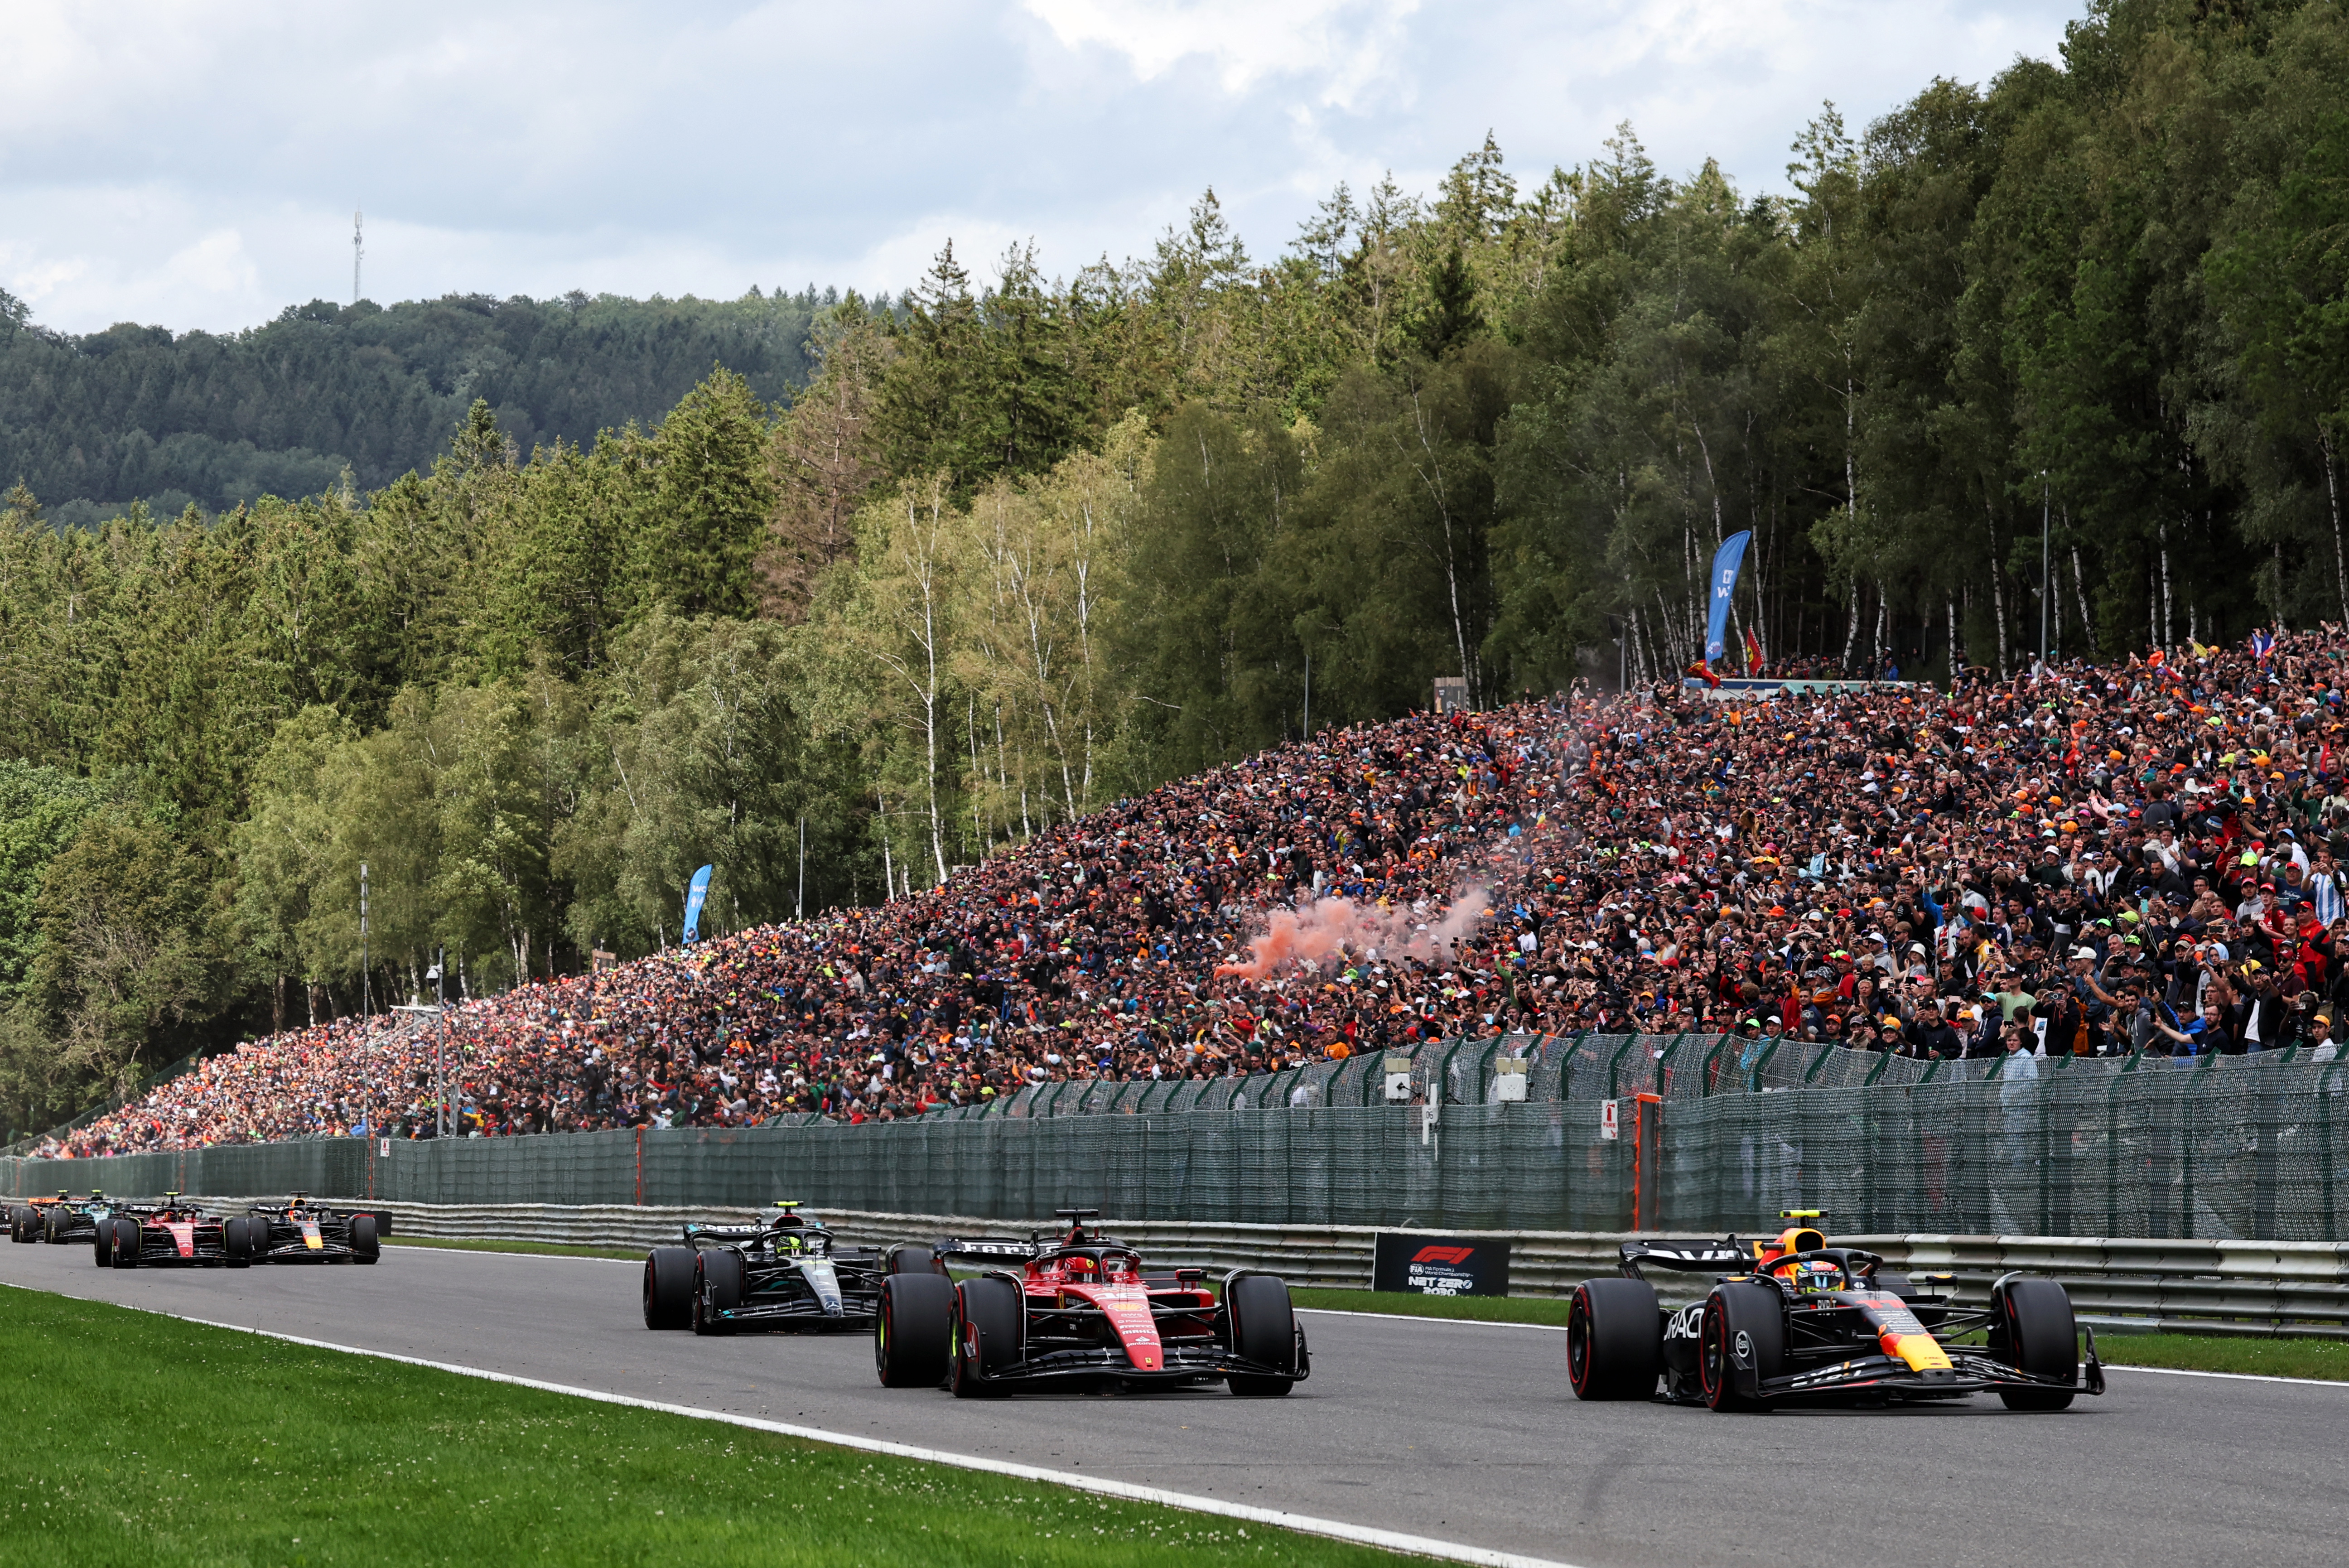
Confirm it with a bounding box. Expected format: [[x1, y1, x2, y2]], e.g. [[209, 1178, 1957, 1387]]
[[1371, 1233, 1512, 1297]]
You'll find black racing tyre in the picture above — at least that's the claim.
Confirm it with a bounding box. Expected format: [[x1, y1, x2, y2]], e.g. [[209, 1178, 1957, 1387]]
[[950, 1276, 1024, 1398], [692, 1249, 745, 1336], [350, 1214, 380, 1264], [93, 1216, 116, 1268], [887, 1244, 941, 1275], [110, 1218, 142, 1269], [1567, 1277, 1663, 1401], [1700, 1283, 1784, 1412], [9, 1208, 30, 1243], [1994, 1277, 2078, 1411], [643, 1246, 696, 1330], [1224, 1273, 1298, 1396], [875, 1272, 956, 1387], [224, 1217, 252, 1269], [44, 1209, 63, 1244]]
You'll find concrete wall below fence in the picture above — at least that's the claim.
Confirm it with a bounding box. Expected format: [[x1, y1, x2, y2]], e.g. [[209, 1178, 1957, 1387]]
[[162, 1198, 2349, 1342]]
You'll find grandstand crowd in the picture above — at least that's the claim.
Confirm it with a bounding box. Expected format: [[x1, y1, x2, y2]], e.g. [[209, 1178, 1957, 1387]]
[[46, 627, 2349, 1155]]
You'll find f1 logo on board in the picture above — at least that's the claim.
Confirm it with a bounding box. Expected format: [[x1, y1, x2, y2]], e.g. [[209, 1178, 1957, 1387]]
[[1373, 1232, 1512, 1297]]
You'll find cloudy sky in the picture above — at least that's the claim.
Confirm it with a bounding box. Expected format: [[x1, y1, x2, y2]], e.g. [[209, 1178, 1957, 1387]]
[[2, 0, 2083, 337]]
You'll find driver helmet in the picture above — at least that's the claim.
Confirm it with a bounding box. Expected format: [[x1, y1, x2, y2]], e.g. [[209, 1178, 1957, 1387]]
[[1793, 1258, 1844, 1293]]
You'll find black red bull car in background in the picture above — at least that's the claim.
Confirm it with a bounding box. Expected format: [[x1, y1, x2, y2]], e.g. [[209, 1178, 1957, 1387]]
[[873, 1208, 1309, 1398], [230, 1195, 385, 1265], [105, 1194, 234, 1270], [1568, 1211, 2103, 1411]]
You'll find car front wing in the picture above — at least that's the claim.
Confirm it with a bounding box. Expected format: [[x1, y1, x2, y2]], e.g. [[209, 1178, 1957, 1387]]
[[1764, 1344, 2105, 1401]]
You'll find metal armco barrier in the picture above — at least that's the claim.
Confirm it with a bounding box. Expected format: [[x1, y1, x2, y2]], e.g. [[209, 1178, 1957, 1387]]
[[160, 1198, 2349, 1340]]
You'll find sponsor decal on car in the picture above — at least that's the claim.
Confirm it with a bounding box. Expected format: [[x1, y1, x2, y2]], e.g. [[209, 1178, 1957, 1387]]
[[1664, 1304, 1703, 1340]]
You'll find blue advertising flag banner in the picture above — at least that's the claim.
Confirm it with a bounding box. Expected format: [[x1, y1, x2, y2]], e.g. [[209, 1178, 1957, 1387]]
[[681, 864, 714, 945], [1704, 530, 1753, 664]]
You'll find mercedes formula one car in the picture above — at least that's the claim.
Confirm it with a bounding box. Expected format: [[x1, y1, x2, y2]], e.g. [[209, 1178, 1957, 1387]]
[[9, 1190, 111, 1245], [871, 1209, 1310, 1398], [229, 1195, 385, 1265], [642, 1201, 901, 1334], [104, 1194, 234, 1269], [1568, 1211, 2105, 1411]]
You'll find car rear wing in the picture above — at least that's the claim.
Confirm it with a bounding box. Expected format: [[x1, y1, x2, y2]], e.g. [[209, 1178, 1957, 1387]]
[[1618, 1237, 1751, 1279], [931, 1235, 1042, 1264]]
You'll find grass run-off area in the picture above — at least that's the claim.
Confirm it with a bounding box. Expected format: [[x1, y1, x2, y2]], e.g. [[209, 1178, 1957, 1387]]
[[386, 1235, 643, 1261], [0, 1289, 1410, 1568]]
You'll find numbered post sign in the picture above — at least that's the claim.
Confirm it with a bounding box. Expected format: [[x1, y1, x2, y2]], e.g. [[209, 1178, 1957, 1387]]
[[1599, 1098, 1620, 1140]]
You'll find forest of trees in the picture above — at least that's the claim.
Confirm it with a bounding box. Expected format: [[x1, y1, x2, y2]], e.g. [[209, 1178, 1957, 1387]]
[[0, 287, 828, 525], [3, 0, 2348, 1135]]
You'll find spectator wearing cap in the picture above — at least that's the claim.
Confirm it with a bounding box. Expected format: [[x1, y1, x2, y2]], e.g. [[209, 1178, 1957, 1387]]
[[2308, 1010, 2339, 1061]]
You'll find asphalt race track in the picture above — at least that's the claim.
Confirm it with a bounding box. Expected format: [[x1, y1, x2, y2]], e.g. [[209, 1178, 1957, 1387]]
[[5, 1240, 2344, 1568]]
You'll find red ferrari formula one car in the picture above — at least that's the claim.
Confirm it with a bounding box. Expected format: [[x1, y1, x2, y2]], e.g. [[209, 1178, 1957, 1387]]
[[1568, 1211, 2105, 1411], [106, 1194, 235, 1270], [872, 1209, 1309, 1398]]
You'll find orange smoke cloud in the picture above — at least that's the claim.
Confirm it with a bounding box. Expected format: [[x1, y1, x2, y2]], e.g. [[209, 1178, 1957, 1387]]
[[1215, 889, 1493, 981]]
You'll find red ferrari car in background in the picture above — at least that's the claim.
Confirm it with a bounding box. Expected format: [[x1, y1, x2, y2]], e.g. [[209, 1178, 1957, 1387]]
[[872, 1208, 1308, 1398]]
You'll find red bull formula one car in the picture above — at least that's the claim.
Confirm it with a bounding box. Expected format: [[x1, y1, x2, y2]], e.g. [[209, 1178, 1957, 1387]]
[[229, 1195, 384, 1264], [1568, 1211, 2105, 1411], [872, 1209, 1309, 1398]]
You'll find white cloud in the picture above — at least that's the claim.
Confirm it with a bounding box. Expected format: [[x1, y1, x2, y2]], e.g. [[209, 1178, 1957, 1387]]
[[1021, 0, 1419, 108], [0, 0, 2084, 335]]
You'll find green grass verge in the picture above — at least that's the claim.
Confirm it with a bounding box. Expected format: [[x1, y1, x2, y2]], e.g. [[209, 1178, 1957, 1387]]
[[1290, 1288, 1572, 1327], [385, 1235, 642, 1261], [0, 1289, 1412, 1568], [2093, 1331, 2349, 1382]]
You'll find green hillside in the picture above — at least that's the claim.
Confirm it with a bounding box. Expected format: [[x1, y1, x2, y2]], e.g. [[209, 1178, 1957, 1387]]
[[0, 289, 829, 523]]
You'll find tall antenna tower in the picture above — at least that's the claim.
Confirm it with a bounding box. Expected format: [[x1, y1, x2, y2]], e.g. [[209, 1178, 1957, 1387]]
[[352, 209, 364, 304]]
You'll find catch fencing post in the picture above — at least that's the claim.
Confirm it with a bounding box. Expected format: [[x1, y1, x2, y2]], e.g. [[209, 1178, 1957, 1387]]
[[1653, 1031, 1689, 1095], [2182, 1050, 2218, 1236], [1605, 1035, 1640, 1098], [634, 1126, 644, 1206], [1631, 1093, 1663, 1230], [1552, 1032, 1590, 1098]]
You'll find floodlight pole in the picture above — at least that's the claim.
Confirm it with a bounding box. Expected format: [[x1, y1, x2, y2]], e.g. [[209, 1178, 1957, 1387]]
[[360, 862, 371, 1022]]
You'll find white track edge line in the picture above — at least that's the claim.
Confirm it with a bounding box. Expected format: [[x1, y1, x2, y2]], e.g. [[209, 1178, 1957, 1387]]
[[2098, 1362, 2349, 1389], [1, 1281, 1577, 1568]]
